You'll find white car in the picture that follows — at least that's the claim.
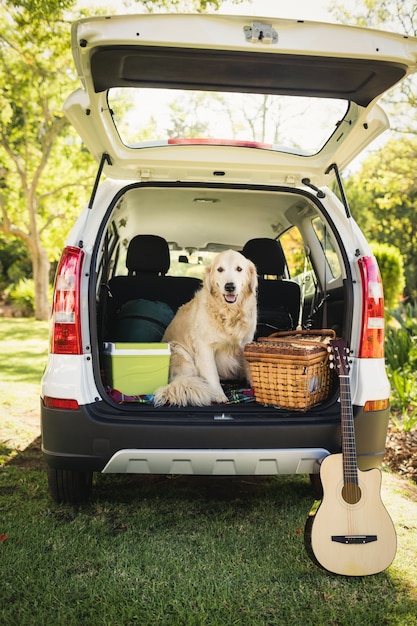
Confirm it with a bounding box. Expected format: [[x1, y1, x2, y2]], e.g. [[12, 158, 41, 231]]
[[41, 13, 417, 502]]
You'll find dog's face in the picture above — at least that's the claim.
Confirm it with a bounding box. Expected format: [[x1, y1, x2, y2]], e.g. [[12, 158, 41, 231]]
[[204, 249, 257, 305]]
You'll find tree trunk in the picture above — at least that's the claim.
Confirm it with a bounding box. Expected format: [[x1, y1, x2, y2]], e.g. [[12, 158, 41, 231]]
[[33, 245, 51, 321]]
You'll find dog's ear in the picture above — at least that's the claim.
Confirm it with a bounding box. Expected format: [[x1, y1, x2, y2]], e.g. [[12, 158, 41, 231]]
[[248, 260, 258, 293], [204, 263, 213, 293]]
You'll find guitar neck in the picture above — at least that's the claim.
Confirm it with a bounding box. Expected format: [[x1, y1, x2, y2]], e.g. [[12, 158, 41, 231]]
[[339, 374, 358, 485]]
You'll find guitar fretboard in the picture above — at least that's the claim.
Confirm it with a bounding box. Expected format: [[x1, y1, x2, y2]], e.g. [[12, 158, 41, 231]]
[[339, 373, 358, 485]]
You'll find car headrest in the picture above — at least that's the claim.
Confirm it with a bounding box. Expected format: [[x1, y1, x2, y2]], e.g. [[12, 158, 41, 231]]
[[126, 234, 170, 275], [242, 238, 286, 277]]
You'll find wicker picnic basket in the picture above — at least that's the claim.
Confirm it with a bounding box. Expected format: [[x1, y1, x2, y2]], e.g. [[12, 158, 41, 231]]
[[244, 330, 336, 411]]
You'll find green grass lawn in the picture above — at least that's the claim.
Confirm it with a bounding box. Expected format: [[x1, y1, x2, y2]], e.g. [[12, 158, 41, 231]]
[[1, 318, 417, 625], [0, 317, 49, 456]]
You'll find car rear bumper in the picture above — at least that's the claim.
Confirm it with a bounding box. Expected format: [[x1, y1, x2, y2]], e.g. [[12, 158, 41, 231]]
[[41, 400, 389, 474]]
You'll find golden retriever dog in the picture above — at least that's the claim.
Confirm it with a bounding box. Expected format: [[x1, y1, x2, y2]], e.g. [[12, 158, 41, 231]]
[[153, 249, 257, 406]]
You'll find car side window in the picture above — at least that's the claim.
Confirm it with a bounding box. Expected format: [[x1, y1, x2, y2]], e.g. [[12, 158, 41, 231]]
[[311, 218, 342, 280], [279, 227, 317, 298]]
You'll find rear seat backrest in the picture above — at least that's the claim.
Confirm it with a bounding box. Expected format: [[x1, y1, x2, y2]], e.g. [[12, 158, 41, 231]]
[[242, 238, 301, 336], [108, 234, 201, 318], [126, 234, 170, 276]]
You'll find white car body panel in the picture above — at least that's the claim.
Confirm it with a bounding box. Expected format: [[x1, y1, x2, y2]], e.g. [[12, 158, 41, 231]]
[[42, 354, 99, 405]]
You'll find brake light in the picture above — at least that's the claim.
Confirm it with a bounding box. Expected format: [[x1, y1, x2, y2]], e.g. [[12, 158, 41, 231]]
[[358, 256, 385, 358], [51, 246, 84, 355], [168, 138, 273, 149]]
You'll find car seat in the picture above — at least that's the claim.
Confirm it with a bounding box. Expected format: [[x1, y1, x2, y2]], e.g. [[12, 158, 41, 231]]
[[242, 237, 301, 337], [108, 234, 201, 318]]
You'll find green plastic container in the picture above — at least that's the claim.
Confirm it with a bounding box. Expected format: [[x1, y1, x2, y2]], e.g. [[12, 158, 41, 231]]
[[104, 342, 170, 395]]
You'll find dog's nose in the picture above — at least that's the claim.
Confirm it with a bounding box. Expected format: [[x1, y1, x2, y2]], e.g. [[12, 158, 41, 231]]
[[224, 282, 235, 293]]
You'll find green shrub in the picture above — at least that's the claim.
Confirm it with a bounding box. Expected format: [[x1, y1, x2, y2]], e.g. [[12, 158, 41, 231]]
[[371, 242, 405, 311], [0, 236, 32, 292], [6, 278, 35, 317], [385, 302, 417, 431], [389, 367, 417, 432], [385, 326, 415, 371]]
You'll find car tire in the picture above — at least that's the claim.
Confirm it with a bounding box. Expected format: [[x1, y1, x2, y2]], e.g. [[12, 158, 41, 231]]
[[47, 467, 93, 503], [309, 473, 323, 499]]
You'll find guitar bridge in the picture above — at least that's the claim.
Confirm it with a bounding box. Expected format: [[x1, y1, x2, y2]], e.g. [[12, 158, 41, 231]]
[[332, 535, 377, 544]]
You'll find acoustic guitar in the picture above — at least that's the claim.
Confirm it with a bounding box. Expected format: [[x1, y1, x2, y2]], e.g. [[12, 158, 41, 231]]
[[304, 338, 397, 576]]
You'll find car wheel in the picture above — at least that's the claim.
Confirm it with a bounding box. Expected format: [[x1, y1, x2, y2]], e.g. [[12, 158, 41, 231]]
[[309, 473, 323, 499], [47, 467, 93, 503]]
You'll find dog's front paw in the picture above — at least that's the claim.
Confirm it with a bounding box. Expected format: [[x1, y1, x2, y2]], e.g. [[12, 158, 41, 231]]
[[153, 376, 213, 407], [153, 385, 169, 407], [209, 388, 228, 404], [212, 395, 228, 404]]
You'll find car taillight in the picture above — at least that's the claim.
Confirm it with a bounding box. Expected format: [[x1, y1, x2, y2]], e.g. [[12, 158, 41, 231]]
[[51, 246, 84, 355], [358, 256, 385, 359]]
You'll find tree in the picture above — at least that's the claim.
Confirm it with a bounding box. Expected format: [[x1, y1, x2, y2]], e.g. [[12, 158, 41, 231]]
[[330, 0, 417, 33], [0, 0, 245, 320], [0, 0, 96, 320], [345, 137, 417, 299], [330, 0, 417, 134], [330, 1, 417, 299]]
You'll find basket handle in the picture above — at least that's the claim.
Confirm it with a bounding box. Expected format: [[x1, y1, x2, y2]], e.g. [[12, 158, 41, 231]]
[[258, 329, 336, 344]]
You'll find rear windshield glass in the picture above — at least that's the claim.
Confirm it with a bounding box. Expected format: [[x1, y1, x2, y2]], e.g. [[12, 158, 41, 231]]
[[108, 88, 348, 156]]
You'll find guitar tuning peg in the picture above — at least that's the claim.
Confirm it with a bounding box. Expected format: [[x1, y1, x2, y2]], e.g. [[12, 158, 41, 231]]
[[329, 362, 334, 369]]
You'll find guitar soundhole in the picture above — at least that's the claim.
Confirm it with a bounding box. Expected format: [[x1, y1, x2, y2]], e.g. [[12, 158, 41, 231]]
[[341, 482, 362, 505]]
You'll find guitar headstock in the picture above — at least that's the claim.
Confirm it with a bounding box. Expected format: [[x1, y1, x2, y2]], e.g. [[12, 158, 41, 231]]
[[329, 338, 350, 377]]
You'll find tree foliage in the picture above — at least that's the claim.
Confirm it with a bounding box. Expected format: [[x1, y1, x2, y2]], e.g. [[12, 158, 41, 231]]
[[330, 0, 417, 134], [330, 0, 417, 300], [346, 137, 417, 299], [330, 0, 417, 33], [371, 242, 405, 310], [0, 0, 96, 319], [0, 0, 245, 319], [0, 235, 31, 291]]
